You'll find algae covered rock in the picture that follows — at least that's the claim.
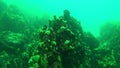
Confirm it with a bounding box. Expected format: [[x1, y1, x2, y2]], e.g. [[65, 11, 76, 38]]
[[0, 31, 25, 54], [0, 5, 27, 33], [97, 22, 120, 68], [26, 10, 85, 68]]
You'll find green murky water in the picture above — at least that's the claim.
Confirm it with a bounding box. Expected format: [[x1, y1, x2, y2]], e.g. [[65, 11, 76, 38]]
[[0, 0, 120, 68]]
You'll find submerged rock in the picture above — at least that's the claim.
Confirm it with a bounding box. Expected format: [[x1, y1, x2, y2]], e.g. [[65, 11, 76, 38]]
[[0, 31, 25, 54]]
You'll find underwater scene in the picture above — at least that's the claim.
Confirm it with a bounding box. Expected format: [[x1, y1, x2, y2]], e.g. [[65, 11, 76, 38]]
[[0, 0, 120, 68]]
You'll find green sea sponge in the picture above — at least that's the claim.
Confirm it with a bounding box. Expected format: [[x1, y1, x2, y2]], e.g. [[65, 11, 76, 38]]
[[64, 40, 70, 45], [45, 30, 51, 35], [28, 55, 40, 64], [69, 45, 74, 49], [60, 26, 66, 30], [51, 41, 56, 46]]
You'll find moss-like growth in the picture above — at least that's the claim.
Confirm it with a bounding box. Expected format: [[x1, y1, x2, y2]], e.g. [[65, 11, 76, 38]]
[[25, 10, 85, 68]]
